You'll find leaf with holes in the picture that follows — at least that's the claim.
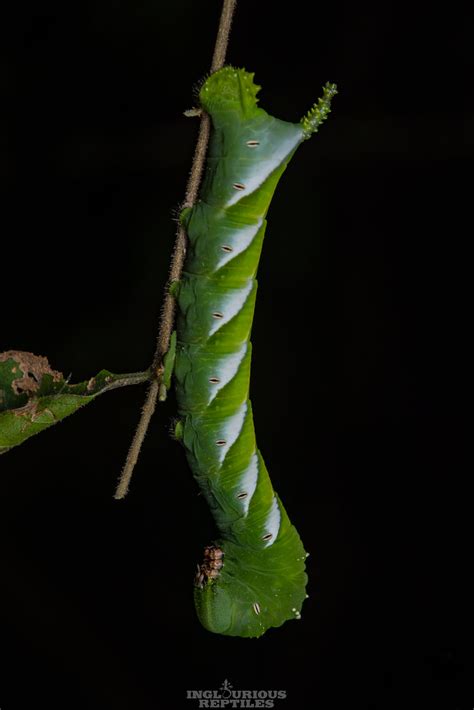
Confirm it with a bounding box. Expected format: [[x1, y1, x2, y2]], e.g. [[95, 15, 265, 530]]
[[172, 67, 336, 637], [0, 351, 148, 454]]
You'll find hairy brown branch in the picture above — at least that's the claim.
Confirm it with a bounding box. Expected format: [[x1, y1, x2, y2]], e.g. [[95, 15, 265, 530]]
[[114, 379, 159, 500], [152, 115, 211, 374], [114, 0, 237, 500]]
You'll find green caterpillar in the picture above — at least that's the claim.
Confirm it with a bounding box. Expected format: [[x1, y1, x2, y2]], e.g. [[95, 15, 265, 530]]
[[173, 67, 336, 637]]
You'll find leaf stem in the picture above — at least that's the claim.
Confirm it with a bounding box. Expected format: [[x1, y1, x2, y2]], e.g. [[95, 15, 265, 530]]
[[101, 370, 151, 393], [114, 0, 237, 500]]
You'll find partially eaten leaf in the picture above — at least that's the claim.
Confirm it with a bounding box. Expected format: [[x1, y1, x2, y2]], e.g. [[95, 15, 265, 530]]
[[0, 351, 148, 454]]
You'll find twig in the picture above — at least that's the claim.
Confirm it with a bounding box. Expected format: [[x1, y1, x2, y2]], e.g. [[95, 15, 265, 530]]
[[210, 0, 236, 73], [113, 380, 159, 500], [114, 0, 237, 500]]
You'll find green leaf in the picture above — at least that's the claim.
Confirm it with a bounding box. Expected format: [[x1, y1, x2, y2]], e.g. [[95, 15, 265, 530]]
[[0, 351, 149, 454]]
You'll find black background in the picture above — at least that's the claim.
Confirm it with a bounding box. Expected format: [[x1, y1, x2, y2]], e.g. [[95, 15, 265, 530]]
[[1, 1, 471, 708]]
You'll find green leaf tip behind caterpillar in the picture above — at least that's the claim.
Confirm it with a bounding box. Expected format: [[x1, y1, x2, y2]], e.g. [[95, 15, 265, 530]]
[[158, 331, 177, 401], [173, 67, 335, 637]]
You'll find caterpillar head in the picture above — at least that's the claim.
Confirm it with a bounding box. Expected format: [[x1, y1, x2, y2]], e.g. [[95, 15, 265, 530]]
[[193, 536, 308, 638]]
